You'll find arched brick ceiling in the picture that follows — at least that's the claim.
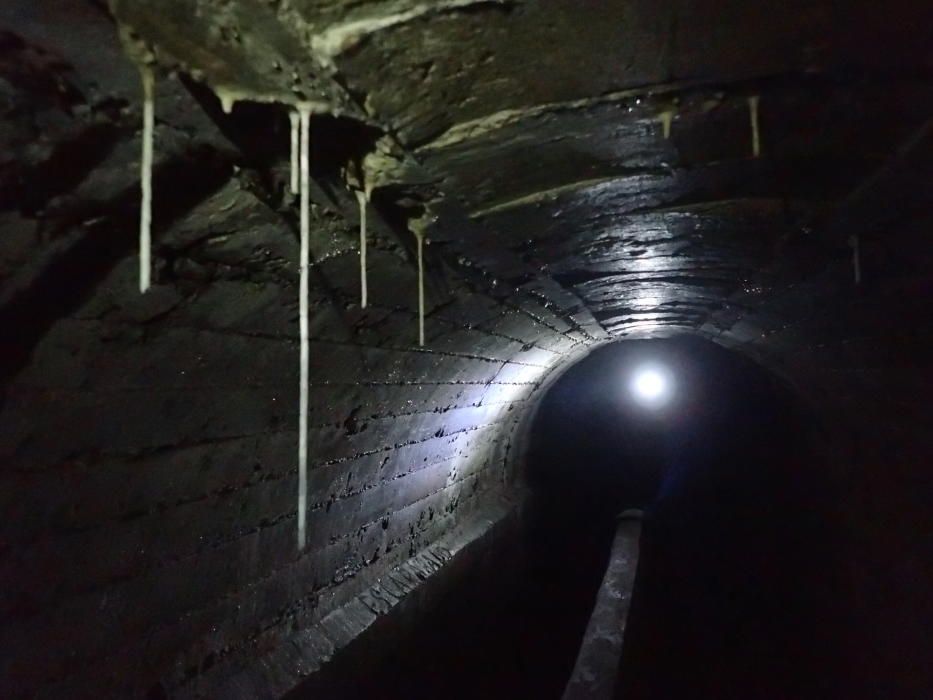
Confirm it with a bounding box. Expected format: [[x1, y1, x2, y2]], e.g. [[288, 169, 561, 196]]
[[108, 0, 933, 345]]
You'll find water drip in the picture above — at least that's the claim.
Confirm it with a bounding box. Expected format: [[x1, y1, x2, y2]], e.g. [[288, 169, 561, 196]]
[[748, 95, 761, 158], [659, 109, 675, 140], [289, 110, 300, 195], [849, 234, 862, 284], [356, 189, 368, 309], [139, 67, 154, 294], [297, 105, 312, 550], [416, 231, 425, 347]]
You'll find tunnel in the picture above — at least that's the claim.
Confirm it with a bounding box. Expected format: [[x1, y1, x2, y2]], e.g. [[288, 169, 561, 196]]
[[1, 2, 931, 699]]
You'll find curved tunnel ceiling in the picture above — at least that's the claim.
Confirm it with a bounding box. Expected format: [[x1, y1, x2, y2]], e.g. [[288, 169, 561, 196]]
[[110, 0, 933, 344]]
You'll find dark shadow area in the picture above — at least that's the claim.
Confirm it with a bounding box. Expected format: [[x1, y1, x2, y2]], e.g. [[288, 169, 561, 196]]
[[527, 335, 850, 698], [0, 149, 233, 391], [524, 337, 851, 698], [290, 508, 613, 700], [525, 336, 846, 700]]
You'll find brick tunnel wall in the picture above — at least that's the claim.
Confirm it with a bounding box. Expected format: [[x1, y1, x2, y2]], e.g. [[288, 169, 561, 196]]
[[0, 168, 593, 697], [0, 7, 603, 697]]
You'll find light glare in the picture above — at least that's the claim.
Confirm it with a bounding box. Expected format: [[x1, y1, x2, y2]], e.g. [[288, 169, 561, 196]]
[[630, 365, 673, 408]]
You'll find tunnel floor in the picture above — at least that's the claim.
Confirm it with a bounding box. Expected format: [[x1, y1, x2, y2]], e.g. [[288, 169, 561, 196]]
[[617, 450, 849, 699], [294, 510, 616, 699], [389, 522, 615, 700], [296, 456, 846, 700]]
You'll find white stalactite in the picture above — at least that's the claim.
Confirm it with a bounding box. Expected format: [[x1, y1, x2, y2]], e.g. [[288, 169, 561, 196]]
[[849, 234, 862, 284], [748, 95, 761, 158], [220, 93, 236, 114], [297, 105, 312, 550], [659, 109, 675, 140], [289, 111, 300, 195], [139, 67, 155, 294], [416, 232, 425, 347], [355, 189, 368, 309]]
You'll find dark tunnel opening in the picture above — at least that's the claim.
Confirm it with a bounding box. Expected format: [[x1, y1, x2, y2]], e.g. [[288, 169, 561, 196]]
[[531, 337, 848, 699], [290, 336, 848, 699]]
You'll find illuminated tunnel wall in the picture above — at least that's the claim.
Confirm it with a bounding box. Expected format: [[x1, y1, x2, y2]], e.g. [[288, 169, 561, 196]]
[[0, 186, 591, 696]]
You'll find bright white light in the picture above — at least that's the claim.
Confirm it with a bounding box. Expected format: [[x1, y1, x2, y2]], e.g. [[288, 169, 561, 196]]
[[629, 365, 673, 408], [634, 370, 665, 399]]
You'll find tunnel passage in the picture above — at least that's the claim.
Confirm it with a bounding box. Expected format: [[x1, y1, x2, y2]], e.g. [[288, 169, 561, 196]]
[[1, 1, 932, 698], [287, 336, 847, 699], [527, 337, 849, 699]]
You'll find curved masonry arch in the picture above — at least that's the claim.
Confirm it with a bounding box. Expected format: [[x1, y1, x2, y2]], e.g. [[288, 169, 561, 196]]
[[0, 2, 930, 698]]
